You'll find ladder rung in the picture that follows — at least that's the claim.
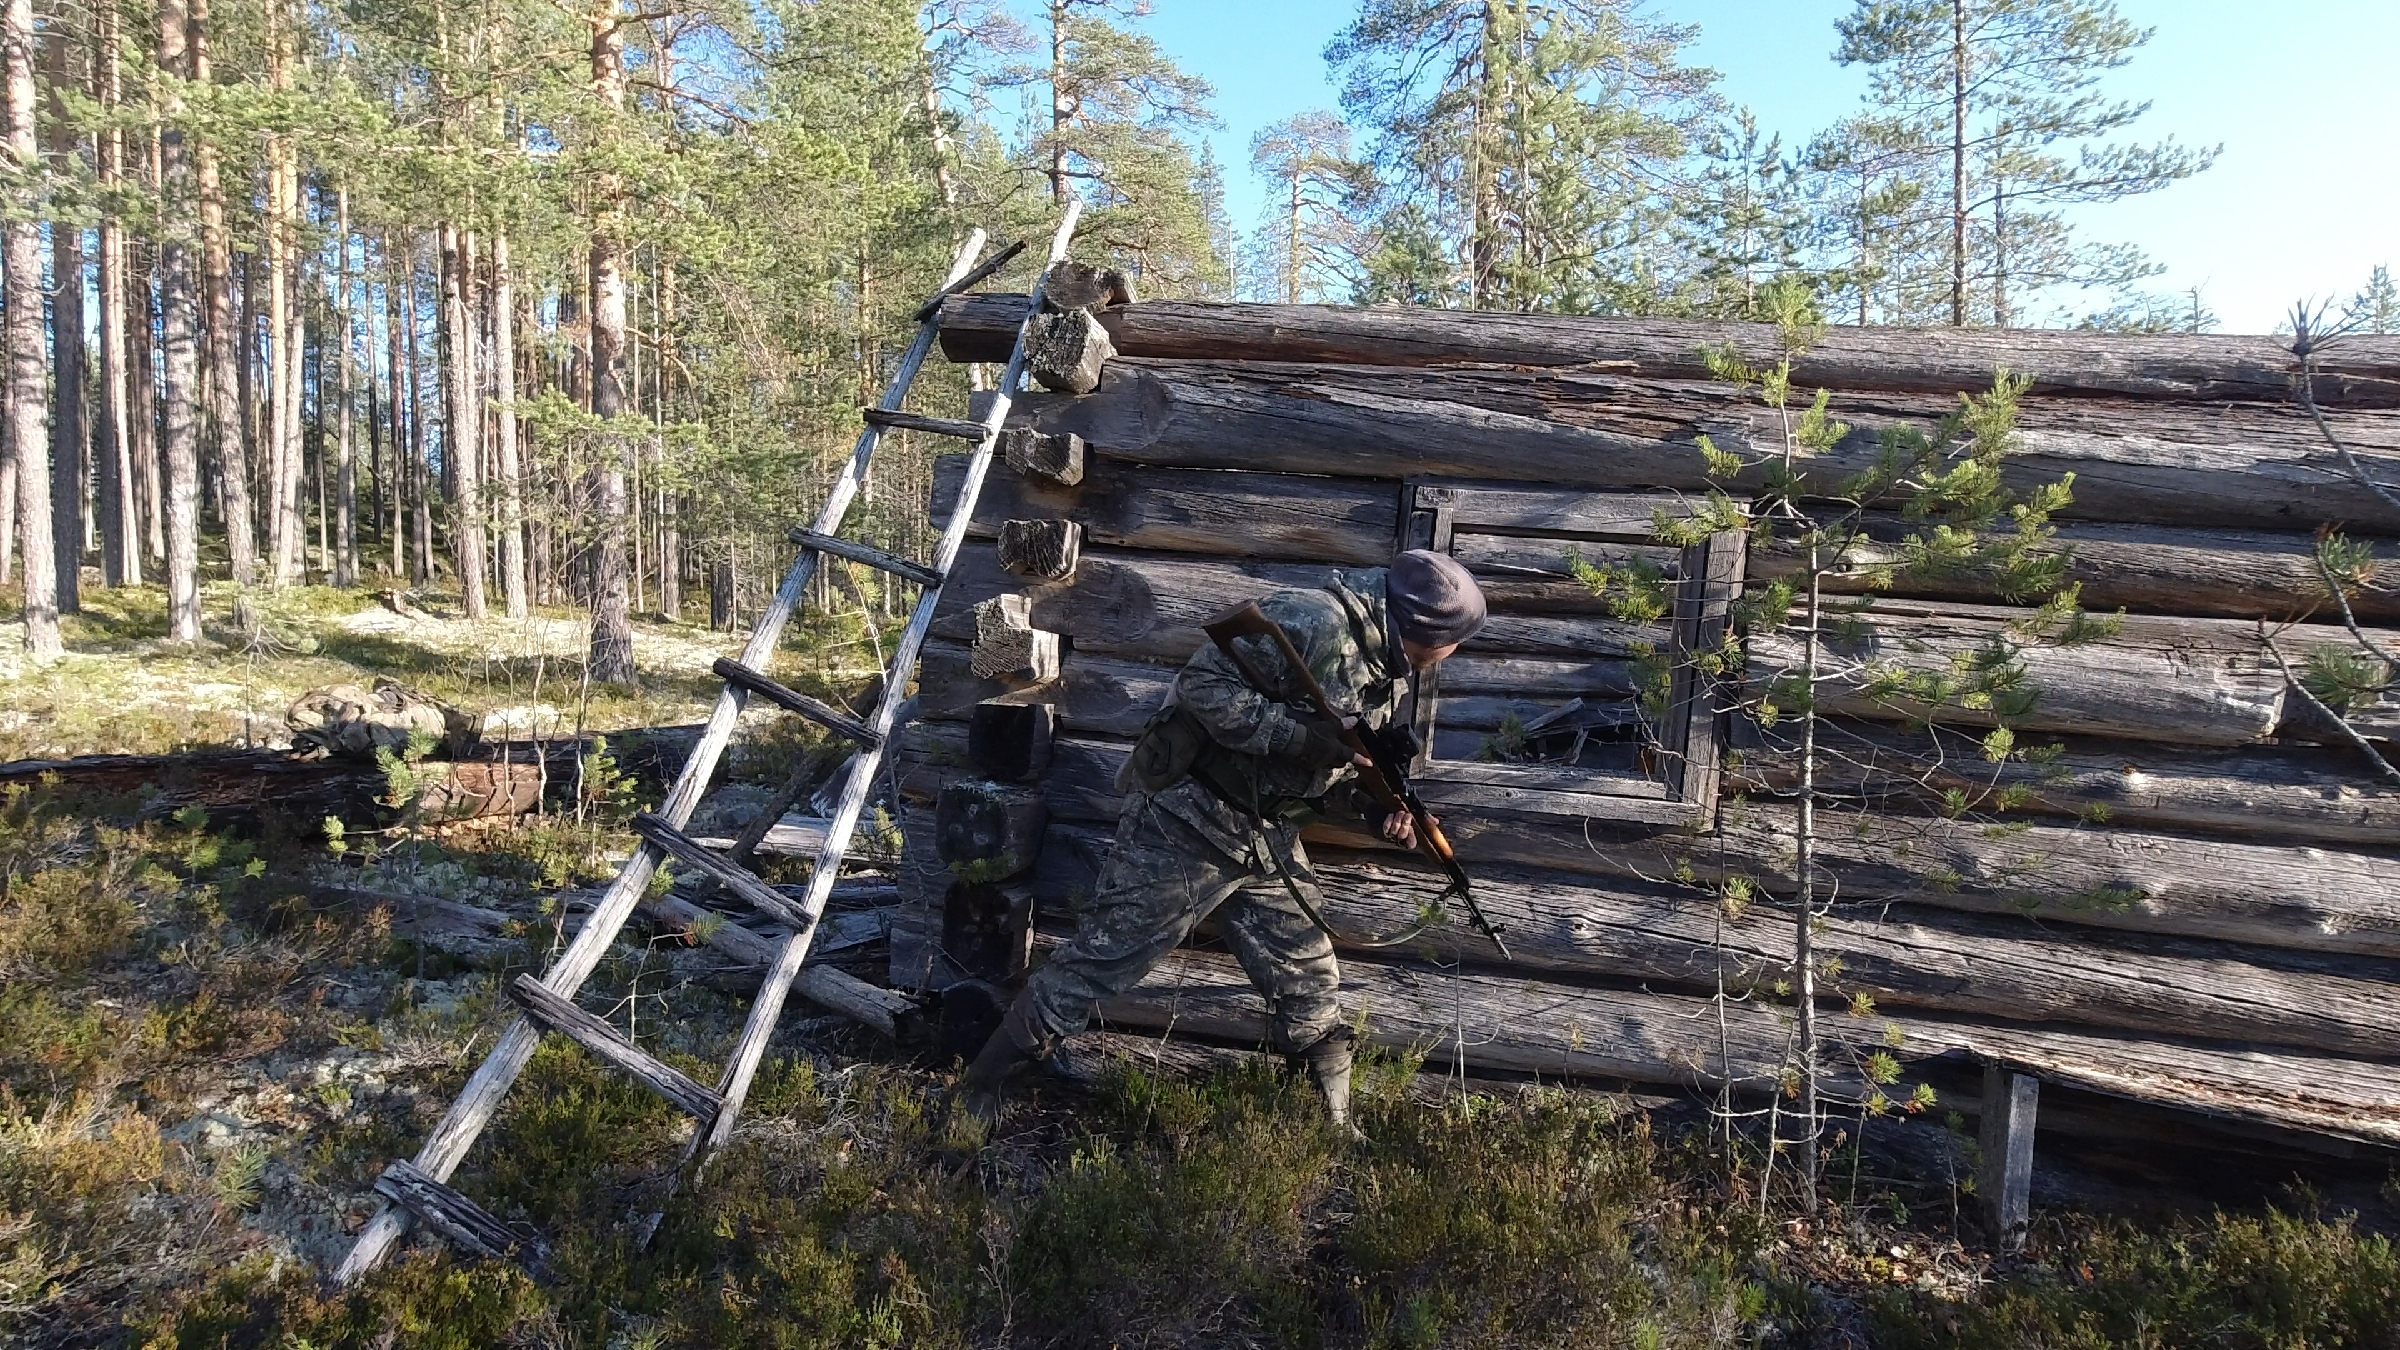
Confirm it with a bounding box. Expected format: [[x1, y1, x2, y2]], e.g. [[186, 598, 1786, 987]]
[[913, 237, 1028, 320], [713, 657, 882, 747], [632, 811, 814, 931], [862, 407, 989, 442], [788, 528, 943, 588], [507, 974, 726, 1121], [374, 1159, 551, 1274]]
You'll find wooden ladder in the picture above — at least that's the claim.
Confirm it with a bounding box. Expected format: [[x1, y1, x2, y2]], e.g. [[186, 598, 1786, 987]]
[[334, 200, 1086, 1283]]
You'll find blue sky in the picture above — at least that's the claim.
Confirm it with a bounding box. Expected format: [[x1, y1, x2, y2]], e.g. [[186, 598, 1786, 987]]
[[1087, 0, 2400, 332]]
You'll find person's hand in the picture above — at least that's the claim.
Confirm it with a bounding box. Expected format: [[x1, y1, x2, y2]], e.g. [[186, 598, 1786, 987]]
[[1380, 810, 1418, 849]]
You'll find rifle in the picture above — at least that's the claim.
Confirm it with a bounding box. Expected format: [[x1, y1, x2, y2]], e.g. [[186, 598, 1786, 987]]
[[1201, 600, 1511, 960]]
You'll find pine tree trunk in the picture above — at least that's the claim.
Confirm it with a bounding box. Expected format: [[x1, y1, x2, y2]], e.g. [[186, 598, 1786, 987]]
[[1948, 0, 1967, 328], [333, 186, 355, 586], [188, 0, 249, 585], [5, 0, 54, 656], [655, 258, 677, 623], [492, 229, 526, 616], [585, 8, 633, 683], [131, 237, 161, 570], [1047, 0, 1069, 206], [153, 0, 201, 642], [382, 233, 405, 580], [440, 221, 486, 617], [403, 248, 430, 585], [91, 0, 132, 586], [43, 28, 83, 613]]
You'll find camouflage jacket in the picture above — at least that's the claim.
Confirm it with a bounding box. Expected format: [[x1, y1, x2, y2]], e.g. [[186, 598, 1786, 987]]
[[1149, 568, 1408, 860]]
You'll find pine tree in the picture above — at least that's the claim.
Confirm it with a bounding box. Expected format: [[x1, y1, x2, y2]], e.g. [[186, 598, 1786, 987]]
[[1834, 0, 2216, 327], [2346, 265, 2399, 335], [1328, 0, 1715, 312], [1245, 111, 1367, 303]]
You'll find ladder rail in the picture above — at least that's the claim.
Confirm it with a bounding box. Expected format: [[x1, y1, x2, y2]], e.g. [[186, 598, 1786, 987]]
[[691, 198, 1086, 1158], [336, 226, 995, 1285]]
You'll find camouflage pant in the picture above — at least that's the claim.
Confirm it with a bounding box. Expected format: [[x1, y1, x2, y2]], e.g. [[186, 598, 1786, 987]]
[[1013, 790, 1342, 1057]]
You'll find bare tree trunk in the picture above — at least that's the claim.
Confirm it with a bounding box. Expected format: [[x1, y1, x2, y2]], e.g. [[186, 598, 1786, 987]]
[[264, 2, 301, 584], [1948, 0, 1967, 328], [585, 8, 633, 682], [404, 252, 430, 585], [491, 229, 525, 616], [655, 257, 676, 623], [4, 0, 54, 655], [43, 25, 83, 613], [131, 238, 160, 569], [440, 221, 486, 616], [1047, 0, 1069, 207], [334, 186, 355, 585], [188, 0, 249, 585], [381, 233, 404, 580], [154, 0, 201, 642], [93, 0, 133, 587]]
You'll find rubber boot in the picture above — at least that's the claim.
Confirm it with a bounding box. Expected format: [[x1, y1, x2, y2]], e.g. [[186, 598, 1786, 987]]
[[1297, 1026, 1364, 1141], [953, 994, 1049, 1129]]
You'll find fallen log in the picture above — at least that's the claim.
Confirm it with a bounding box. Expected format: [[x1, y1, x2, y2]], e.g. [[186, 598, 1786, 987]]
[[1008, 361, 2400, 533], [0, 732, 704, 829], [1016, 822, 2400, 1058], [1082, 939, 2400, 1147], [938, 293, 2400, 409]]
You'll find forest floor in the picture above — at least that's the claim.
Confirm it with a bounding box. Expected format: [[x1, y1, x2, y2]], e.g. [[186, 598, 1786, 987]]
[[2, 580, 2398, 1348]]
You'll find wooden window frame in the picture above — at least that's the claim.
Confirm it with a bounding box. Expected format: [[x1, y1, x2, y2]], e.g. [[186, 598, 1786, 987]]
[[1398, 481, 1744, 830]]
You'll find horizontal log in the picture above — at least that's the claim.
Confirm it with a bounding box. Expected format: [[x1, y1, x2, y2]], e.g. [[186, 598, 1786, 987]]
[[934, 453, 1398, 565], [919, 639, 1173, 739], [1083, 940, 2400, 1146], [1731, 718, 2400, 848], [932, 543, 1667, 666], [939, 293, 2400, 409], [1008, 361, 2400, 533], [897, 720, 2400, 956], [1021, 820, 2400, 1058], [1753, 519, 2400, 623], [1747, 596, 2400, 747], [930, 545, 2389, 747]]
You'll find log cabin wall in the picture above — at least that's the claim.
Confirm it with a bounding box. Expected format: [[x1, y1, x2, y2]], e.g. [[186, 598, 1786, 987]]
[[895, 298, 2400, 1151]]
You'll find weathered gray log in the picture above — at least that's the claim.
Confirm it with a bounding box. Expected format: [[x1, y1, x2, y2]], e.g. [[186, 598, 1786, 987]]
[[1025, 307, 1115, 395], [639, 889, 916, 1039], [1080, 938, 2400, 1146], [996, 518, 1083, 581], [1752, 518, 2400, 623], [896, 717, 2400, 957], [933, 453, 1396, 565], [921, 639, 1634, 745], [1014, 815, 2400, 1057], [921, 640, 1172, 738], [374, 1160, 550, 1274], [694, 812, 899, 862], [934, 778, 1048, 877], [969, 592, 1062, 682], [933, 544, 1667, 666], [930, 544, 2388, 748], [968, 700, 1055, 782], [1730, 718, 2400, 848], [1979, 1066, 2039, 1250], [506, 973, 725, 1120], [939, 293, 2400, 409], [1041, 260, 1134, 310], [998, 427, 1085, 485], [1003, 361, 2400, 532]]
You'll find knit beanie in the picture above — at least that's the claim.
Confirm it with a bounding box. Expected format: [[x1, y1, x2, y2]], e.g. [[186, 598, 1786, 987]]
[[1387, 549, 1487, 648]]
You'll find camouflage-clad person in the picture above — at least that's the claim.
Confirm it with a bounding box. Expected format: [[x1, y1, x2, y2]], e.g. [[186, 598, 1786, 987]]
[[956, 550, 1488, 1129]]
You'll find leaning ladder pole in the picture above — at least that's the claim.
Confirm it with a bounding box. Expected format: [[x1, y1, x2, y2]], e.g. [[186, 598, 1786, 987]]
[[334, 220, 1034, 1283], [689, 199, 1084, 1159]]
